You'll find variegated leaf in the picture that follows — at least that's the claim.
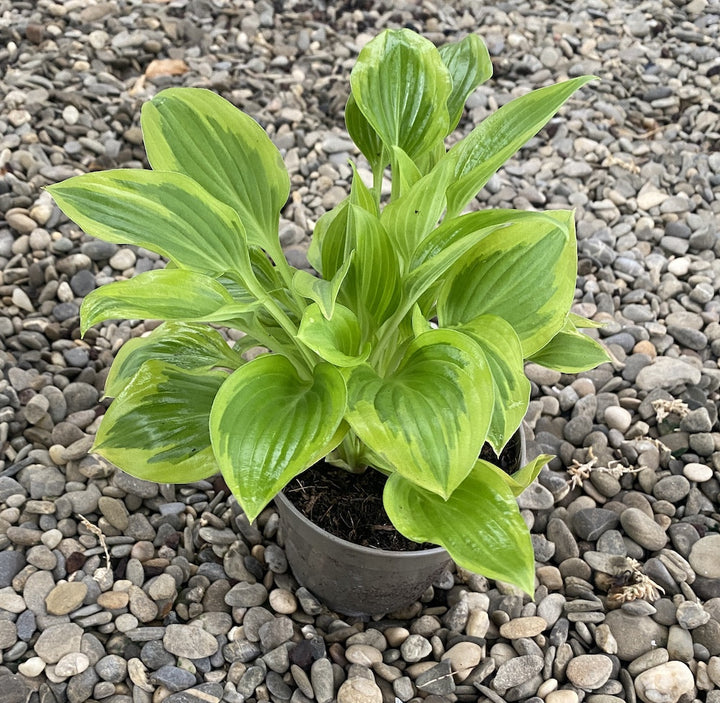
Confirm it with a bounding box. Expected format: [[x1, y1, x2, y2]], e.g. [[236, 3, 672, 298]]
[[438, 210, 577, 356], [104, 322, 243, 398], [94, 361, 225, 483], [384, 460, 536, 595], [345, 329, 493, 499], [209, 355, 347, 522], [80, 269, 256, 334], [48, 169, 252, 277], [141, 87, 290, 258], [350, 29, 452, 163]]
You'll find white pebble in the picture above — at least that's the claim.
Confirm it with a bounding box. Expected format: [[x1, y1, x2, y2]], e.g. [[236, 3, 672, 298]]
[[604, 406, 632, 433], [62, 105, 79, 125], [18, 657, 46, 677], [634, 661, 694, 703], [683, 462, 713, 483]]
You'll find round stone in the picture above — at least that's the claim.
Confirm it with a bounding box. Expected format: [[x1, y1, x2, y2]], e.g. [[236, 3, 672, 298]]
[[604, 406, 632, 433], [499, 616, 547, 639], [683, 463, 713, 483], [96, 654, 128, 683], [346, 644, 383, 666], [97, 591, 129, 610], [566, 654, 613, 690], [400, 635, 432, 663], [634, 661, 694, 703], [163, 624, 219, 659], [54, 652, 90, 678], [689, 535, 720, 578], [604, 611, 668, 661], [653, 476, 690, 503], [33, 623, 84, 664], [97, 496, 129, 530], [45, 581, 88, 615], [225, 582, 268, 607], [337, 677, 382, 703], [492, 654, 544, 690], [441, 641, 484, 682], [0, 620, 17, 649], [546, 691, 579, 703], [18, 657, 46, 678], [269, 588, 297, 614], [620, 508, 668, 551]]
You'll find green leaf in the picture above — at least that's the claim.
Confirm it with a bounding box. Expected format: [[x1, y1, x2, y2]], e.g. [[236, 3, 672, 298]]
[[483, 454, 553, 498], [141, 87, 290, 258], [80, 269, 256, 335], [48, 169, 252, 276], [439, 34, 493, 132], [381, 155, 455, 264], [389, 146, 422, 199], [345, 93, 386, 175], [298, 303, 370, 367], [437, 210, 577, 356], [345, 329, 493, 499], [94, 361, 225, 483], [209, 355, 347, 522], [342, 205, 401, 334], [457, 314, 530, 453], [350, 29, 452, 163], [446, 76, 596, 217], [105, 322, 243, 398], [411, 304, 433, 337], [528, 320, 610, 372], [569, 313, 605, 329], [292, 253, 354, 320], [383, 462, 535, 594], [348, 162, 378, 215]]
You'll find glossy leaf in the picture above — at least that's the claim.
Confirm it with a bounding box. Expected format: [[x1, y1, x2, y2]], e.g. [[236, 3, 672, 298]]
[[345, 329, 493, 499], [308, 201, 347, 276], [141, 87, 290, 256], [383, 462, 535, 594], [210, 355, 347, 521], [446, 76, 596, 217], [298, 303, 370, 367], [80, 269, 255, 334], [94, 361, 225, 483], [105, 322, 243, 398], [381, 156, 455, 264], [528, 320, 610, 372], [457, 314, 530, 453], [389, 146, 422, 199], [350, 29, 452, 163], [437, 210, 577, 356], [439, 34, 492, 132], [484, 455, 553, 498], [345, 93, 385, 175], [48, 169, 252, 276], [569, 313, 605, 329], [292, 253, 354, 320], [321, 204, 401, 336]]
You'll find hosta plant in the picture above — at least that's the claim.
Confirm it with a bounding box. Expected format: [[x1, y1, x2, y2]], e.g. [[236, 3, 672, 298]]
[[49, 29, 608, 594]]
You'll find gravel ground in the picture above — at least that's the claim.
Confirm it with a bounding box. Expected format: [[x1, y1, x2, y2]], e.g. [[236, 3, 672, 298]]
[[1, 1, 719, 703]]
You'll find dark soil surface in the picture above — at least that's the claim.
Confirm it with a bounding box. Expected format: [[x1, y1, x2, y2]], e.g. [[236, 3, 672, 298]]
[[284, 434, 523, 551]]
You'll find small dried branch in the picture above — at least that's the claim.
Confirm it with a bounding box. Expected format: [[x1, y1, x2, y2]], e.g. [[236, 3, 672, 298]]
[[78, 513, 111, 570], [652, 398, 690, 423]]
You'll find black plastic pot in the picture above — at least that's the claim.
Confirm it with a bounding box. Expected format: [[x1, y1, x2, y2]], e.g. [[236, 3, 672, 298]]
[[274, 427, 529, 617]]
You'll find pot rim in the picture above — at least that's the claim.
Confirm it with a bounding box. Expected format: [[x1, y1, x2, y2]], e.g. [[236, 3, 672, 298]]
[[274, 488, 448, 559]]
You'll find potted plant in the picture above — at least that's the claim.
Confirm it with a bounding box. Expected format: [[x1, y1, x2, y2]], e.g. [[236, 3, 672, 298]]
[[48, 29, 608, 613]]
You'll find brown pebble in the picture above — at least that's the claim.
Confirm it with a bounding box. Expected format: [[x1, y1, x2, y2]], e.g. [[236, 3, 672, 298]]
[[45, 582, 88, 615], [97, 591, 130, 610], [499, 616, 548, 639]]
